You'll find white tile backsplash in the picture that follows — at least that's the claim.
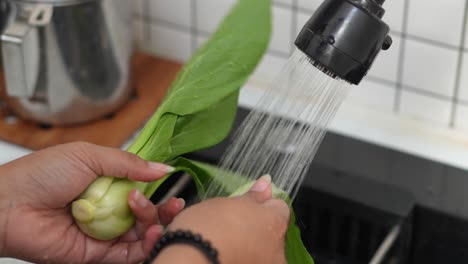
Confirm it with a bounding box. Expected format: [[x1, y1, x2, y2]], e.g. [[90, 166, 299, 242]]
[[270, 6, 293, 54], [252, 53, 288, 81], [132, 19, 144, 49], [466, 18, 468, 49], [149, 0, 191, 27], [274, 0, 290, 6], [346, 80, 396, 112], [296, 11, 310, 36], [400, 90, 452, 125], [196, 36, 209, 50], [403, 39, 458, 97], [458, 52, 468, 102], [148, 24, 191, 63], [454, 104, 468, 131], [407, 0, 465, 45], [297, 0, 323, 11], [133, 0, 144, 16], [368, 34, 401, 82], [382, 0, 405, 32], [195, 0, 235, 33]]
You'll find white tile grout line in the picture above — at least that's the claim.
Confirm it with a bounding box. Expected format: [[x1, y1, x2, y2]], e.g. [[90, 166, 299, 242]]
[[143, 0, 151, 47], [190, 0, 198, 54], [393, 0, 410, 113], [290, 0, 299, 54], [449, 0, 468, 127]]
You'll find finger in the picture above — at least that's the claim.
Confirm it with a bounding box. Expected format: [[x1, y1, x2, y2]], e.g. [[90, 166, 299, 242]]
[[128, 189, 158, 240], [119, 226, 139, 242], [69, 142, 175, 181], [245, 175, 273, 203], [128, 191, 185, 240], [264, 199, 291, 223], [101, 225, 163, 264], [157, 197, 185, 225], [142, 225, 164, 256]]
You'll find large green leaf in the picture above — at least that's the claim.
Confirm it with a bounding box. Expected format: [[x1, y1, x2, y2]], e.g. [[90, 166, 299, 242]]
[[169, 92, 239, 159], [127, 0, 271, 160]]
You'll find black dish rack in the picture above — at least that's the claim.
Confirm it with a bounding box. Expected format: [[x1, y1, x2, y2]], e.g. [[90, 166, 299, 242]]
[[293, 164, 414, 264]]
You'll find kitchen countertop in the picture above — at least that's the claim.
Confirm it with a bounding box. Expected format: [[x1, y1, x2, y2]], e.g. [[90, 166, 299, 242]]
[[0, 141, 31, 164], [0, 260, 29, 264]]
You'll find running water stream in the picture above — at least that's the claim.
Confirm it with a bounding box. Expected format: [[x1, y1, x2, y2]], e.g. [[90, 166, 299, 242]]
[[204, 48, 351, 200]]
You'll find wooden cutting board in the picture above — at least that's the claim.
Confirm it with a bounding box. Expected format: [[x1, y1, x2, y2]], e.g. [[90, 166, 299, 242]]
[[0, 53, 182, 150]]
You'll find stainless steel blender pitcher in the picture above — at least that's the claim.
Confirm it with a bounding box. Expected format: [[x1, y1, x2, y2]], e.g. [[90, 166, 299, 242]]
[[0, 0, 9, 67], [1, 0, 133, 125]]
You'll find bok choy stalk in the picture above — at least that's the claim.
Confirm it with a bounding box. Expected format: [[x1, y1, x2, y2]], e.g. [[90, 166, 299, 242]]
[[72, 0, 271, 241]]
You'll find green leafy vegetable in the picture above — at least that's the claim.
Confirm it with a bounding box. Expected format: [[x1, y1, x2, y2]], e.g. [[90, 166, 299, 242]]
[[71, 0, 314, 262], [126, 0, 271, 163]]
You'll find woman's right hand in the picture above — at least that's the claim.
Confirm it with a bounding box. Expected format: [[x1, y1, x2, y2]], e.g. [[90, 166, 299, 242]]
[[153, 175, 290, 264]]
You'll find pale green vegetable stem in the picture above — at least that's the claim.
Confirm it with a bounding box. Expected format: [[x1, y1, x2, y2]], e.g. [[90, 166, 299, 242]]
[[72, 178, 143, 240]]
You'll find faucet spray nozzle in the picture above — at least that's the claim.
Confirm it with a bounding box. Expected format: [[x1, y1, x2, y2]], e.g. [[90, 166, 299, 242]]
[[295, 0, 392, 85]]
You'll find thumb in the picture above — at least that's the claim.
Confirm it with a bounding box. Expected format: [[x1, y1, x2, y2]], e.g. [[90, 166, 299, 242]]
[[245, 175, 273, 203]]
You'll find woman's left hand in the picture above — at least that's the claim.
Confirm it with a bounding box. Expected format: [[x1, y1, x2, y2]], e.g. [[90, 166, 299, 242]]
[[0, 142, 184, 264]]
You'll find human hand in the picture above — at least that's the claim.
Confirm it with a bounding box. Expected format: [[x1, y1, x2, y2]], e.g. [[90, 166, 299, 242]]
[[0, 142, 185, 264], [153, 175, 290, 264]]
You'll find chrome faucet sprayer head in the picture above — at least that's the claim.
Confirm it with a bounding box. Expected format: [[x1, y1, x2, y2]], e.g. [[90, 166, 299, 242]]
[[295, 0, 392, 85]]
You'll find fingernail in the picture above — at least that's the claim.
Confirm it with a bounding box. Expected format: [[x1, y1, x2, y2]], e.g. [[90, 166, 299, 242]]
[[177, 198, 186, 210], [250, 175, 272, 192], [134, 190, 148, 208], [148, 162, 175, 173]]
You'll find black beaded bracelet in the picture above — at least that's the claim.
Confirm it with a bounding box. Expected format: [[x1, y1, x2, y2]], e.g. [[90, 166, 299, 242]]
[[143, 230, 220, 264]]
